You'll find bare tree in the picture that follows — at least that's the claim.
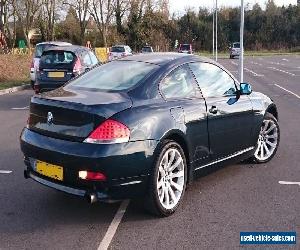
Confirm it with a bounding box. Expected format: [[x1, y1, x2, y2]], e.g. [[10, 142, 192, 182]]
[[11, 0, 42, 48], [63, 0, 90, 44], [90, 0, 114, 48], [38, 0, 56, 40]]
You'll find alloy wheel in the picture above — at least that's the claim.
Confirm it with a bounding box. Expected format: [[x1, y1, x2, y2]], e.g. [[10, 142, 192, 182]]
[[156, 148, 185, 210], [254, 119, 279, 161]]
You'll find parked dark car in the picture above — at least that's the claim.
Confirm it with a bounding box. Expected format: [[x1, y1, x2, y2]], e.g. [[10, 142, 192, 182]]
[[178, 44, 193, 54], [21, 53, 280, 216], [34, 45, 99, 93], [141, 46, 154, 53]]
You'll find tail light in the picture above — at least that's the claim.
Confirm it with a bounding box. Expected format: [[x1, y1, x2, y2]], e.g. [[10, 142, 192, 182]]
[[78, 171, 106, 181], [73, 58, 82, 74], [30, 60, 35, 72], [84, 119, 130, 144], [34, 84, 40, 94]]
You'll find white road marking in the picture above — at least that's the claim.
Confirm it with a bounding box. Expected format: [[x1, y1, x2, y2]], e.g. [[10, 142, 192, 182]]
[[269, 61, 285, 66], [250, 61, 263, 66], [274, 84, 300, 99], [244, 68, 264, 77], [279, 181, 300, 186], [282, 58, 289, 61], [11, 106, 29, 110], [231, 61, 238, 66], [98, 200, 130, 250], [268, 67, 295, 76], [0, 170, 12, 174]]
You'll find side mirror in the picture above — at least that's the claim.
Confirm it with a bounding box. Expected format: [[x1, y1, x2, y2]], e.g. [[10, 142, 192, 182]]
[[240, 83, 252, 95]]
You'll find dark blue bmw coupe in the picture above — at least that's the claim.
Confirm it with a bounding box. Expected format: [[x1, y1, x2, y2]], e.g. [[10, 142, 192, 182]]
[[20, 53, 280, 216]]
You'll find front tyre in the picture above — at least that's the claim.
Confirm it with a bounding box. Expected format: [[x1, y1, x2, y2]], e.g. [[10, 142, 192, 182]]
[[144, 140, 187, 217], [252, 112, 280, 163]]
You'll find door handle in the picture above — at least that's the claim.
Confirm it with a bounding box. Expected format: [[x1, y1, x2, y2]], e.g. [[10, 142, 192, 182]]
[[209, 106, 218, 114]]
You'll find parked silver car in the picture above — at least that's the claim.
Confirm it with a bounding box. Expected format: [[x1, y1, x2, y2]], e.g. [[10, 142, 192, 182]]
[[108, 45, 133, 61], [229, 42, 241, 59], [30, 41, 72, 88]]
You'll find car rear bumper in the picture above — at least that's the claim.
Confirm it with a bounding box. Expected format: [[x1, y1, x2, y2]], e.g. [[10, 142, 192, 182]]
[[20, 128, 158, 200], [35, 81, 67, 92]]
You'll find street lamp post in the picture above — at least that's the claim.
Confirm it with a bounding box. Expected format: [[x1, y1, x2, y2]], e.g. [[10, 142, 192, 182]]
[[239, 0, 245, 82], [212, 9, 214, 58], [215, 0, 218, 61]]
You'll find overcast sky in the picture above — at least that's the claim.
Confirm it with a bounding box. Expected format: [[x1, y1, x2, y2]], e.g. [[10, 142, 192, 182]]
[[169, 0, 298, 14]]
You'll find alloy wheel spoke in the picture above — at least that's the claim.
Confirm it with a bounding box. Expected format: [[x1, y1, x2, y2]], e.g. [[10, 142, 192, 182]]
[[159, 186, 165, 203], [267, 134, 277, 139], [170, 180, 183, 192], [262, 120, 270, 132], [166, 149, 176, 171], [169, 157, 182, 172], [265, 124, 276, 134], [263, 143, 270, 155], [168, 186, 177, 204], [164, 186, 170, 206], [171, 170, 184, 179], [157, 180, 163, 189], [260, 143, 264, 158], [266, 140, 276, 148]]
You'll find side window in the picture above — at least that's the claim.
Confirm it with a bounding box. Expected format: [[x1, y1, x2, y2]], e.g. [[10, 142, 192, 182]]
[[89, 52, 99, 65], [160, 65, 201, 99], [82, 51, 92, 66], [189, 62, 237, 98]]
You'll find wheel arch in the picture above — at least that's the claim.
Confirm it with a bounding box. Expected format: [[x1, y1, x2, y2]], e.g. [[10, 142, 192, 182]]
[[266, 104, 278, 121], [160, 130, 193, 184]]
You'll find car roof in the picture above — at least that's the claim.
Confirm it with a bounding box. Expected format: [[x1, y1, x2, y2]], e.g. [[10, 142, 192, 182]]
[[120, 52, 212, 66], [36, 41, 72, 46], [43, 45, 89, 54]]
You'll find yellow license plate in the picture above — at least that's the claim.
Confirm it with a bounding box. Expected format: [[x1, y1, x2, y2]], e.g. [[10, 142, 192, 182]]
[[48, 71, 65, 78], [36, 160, 63, 181]]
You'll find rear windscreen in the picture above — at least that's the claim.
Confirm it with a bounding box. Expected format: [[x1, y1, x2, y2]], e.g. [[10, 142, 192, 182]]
[[180, 44, 191, 50], [142, 47, 152, 52], [68, 61, 158, 91], [233, 43, 240, 48], [40, 51, 75, 67], [111, 46, 125, 53], [35, 44, 56, 58]]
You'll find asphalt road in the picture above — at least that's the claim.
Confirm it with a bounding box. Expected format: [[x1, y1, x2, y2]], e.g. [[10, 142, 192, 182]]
[[0, 55, 299, 250]]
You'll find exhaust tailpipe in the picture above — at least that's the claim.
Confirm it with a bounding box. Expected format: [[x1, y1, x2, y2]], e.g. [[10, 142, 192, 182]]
[[86, 193, 97, 204]]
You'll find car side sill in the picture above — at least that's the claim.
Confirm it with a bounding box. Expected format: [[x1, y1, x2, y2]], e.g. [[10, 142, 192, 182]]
[[194, 147, 255, 171]]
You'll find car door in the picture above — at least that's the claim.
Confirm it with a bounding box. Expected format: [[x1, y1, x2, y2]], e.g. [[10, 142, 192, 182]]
[[189, 62, 254, 160], [160, 64, 210, 167]]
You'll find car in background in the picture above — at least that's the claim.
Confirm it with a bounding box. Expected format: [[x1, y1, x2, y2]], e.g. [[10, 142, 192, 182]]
[[21, 53, 280, 216], [230, 42, 241, 59], [178, 44, 193, 54], [35, 45, 99, 93], [30, 41, 72, 88], [141, 46, 154, 53], [108, 45, 133, 61]]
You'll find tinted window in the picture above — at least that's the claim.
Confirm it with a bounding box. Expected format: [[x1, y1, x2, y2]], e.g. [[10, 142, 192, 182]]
[[35, 44, 55, 58], [160, 65, 200, 99], [180, 44, 191, 51], [233, 43, 240, 48], [111, 46, 125, 53], [40, 51, 75, 66], [189, 62, 237, 97], [142, 47, 152, 52], [68, 61, 158, 91]]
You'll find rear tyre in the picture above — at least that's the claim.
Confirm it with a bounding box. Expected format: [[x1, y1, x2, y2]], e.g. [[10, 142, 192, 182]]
[[251, 112, 280, 163], [144, 140, 187, 217]]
